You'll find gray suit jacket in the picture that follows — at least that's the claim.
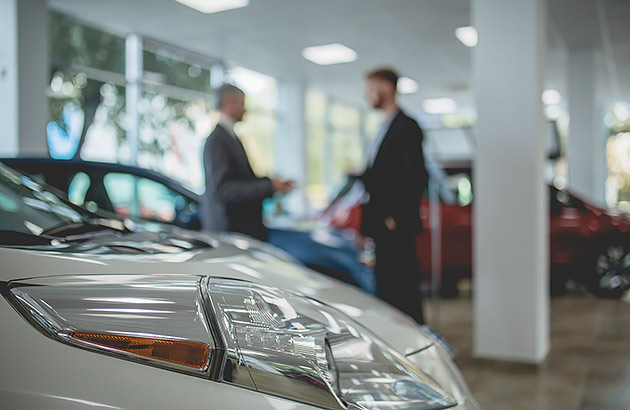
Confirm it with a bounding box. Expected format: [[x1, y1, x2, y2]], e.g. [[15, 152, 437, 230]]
[[201, 124, 273, 240]]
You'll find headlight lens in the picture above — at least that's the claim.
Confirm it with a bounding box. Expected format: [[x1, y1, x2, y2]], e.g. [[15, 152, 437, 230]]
[[4, 274, 215, 376], [205, 278, 457, 409], [4, 275, 459, 410]]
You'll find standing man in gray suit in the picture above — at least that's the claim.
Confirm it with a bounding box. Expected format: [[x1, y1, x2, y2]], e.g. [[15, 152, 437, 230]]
[[201, 84, 293, 241]]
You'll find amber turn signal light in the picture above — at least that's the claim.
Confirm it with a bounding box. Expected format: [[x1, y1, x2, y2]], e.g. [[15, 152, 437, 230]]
[[70, 332, 211, 370]]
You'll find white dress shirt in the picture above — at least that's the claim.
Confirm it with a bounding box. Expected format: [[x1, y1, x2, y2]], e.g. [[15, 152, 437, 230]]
[[366, 108, 399, 168]]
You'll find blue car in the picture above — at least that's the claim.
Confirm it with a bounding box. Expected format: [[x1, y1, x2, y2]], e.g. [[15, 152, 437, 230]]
[[1, 157, 375, 293]]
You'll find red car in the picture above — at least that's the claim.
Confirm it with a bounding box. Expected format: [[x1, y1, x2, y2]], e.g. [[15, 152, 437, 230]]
[[327, 161, 630, 298]]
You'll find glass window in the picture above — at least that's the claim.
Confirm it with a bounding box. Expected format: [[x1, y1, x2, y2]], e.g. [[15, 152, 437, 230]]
[[306, 126, 328, 210], [68, 172, 92, 206], [305, 91, 367, 211], [443, 171, 473, 207], [49, 12, 125, 74], [48, 11, 222, 188], [103, 173, 188, 224], [306, 90, 327, 125], [305, 91, 328, 209], [79, 82, 128, 163], [136, 42, 221, 193], [103, 173, 136, 218], [235, 112, 276, 177], [48, 11, 128, 162], [48, 12, 283, 201], [329, 102, 364, 187], [364, 111, 384, 144], [136, 91, 216, 194], [137, 178, 180, 223], [229, 66, 278, 177], [423, 128, 475, 162], [457, 176, 473, 206], [606, 131, 630, 213], [143, 46, 214, 93], [48, 73, 128, 162]]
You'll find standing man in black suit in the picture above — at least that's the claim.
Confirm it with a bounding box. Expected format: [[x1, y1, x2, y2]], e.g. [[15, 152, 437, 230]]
[[201, 84, 293, 241], [360, 68, 429, 324]]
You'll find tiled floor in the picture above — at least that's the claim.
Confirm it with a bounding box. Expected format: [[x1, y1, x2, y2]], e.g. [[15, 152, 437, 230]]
[[425, 285, 630, 410]]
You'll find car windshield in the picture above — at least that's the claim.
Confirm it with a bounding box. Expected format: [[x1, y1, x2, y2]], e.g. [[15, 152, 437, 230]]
[[0, 163, 87, 236]]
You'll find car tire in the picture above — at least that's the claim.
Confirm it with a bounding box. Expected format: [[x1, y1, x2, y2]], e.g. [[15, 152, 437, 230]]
[[440, 271, 460, 299], [586, 242, 630, 299], [550, 268, 568, 297]]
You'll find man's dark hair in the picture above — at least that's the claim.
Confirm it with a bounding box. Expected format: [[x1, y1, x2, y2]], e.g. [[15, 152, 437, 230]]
[[216, 83, 244, 109], [366, 67, 399, 88]]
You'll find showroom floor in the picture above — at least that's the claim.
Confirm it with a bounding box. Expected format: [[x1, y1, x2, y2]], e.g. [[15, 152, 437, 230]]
[[427, 283, 630, 410]]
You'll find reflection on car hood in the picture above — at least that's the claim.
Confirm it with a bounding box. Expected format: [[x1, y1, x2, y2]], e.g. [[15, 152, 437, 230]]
[[30, 226, 217, 255], [0, 230, 432, 356]]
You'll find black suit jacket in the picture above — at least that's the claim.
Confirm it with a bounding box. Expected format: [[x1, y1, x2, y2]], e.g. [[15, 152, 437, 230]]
[[360, 110, 428, 237], [201, 124, 273, 240]]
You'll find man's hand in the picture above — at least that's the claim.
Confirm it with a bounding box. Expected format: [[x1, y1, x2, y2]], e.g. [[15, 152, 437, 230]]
[[272, 177, 294, 194], [384, 216, 397, 231], [356, 235, 376, 268]]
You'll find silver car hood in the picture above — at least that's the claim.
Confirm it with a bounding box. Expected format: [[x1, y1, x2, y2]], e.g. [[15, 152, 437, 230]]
[[0, 230, 433, 356]]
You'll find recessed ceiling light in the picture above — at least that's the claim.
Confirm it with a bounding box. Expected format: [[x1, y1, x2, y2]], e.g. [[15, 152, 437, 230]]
[[423, 98, 457, 115], [228, 66, 275, 95], [455, 26, 478, 47], [174, 0, 249, 14], [302, 43, 357, 66], [397, 77, 418, 94], [542, 89, 562, 105]]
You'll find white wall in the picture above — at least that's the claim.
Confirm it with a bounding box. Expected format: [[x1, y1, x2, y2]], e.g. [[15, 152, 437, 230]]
[[0, 0, 49, 157], [0, 0, 19, 156]]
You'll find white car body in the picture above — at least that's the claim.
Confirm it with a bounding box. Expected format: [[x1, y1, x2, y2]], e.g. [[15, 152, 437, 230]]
[[0, 163, 479, 409], [0, 231, 479, 410]]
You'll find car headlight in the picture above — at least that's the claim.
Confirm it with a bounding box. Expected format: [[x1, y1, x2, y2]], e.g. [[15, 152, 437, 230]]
[[3, 275, 458, 410], [3, 274, 216, 377]]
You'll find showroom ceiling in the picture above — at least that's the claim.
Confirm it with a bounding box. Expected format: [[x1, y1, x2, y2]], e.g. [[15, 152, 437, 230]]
[[49, 0, 629, 111], [549, 0, 630, 103]]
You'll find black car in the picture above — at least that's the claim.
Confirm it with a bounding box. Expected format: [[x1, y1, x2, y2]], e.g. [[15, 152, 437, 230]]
[[1, 157, 376, 293]]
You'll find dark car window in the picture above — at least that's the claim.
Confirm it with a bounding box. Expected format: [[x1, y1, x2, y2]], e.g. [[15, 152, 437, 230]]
[[444, 173, 473, 207], [0, 165, 84, 234], [440, 166, 590, 214], [103, 172, 188, 224], [551, 187, 587, 212]]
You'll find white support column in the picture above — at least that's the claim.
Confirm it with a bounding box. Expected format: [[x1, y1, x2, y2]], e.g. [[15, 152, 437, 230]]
[[473, 0, 549, 363], [125, 34, 143, 166], [567, 50, 606, 206], [276, 80, 307, 216], [0, 0, 49, 157]]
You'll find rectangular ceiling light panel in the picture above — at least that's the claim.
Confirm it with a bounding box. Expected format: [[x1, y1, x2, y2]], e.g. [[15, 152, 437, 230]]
[[397, 77, 418, 94], [423, 98, 457, 115], [175, 0, 249, 14], [302, 43, 358, 65], [455, 26, 478, 47]]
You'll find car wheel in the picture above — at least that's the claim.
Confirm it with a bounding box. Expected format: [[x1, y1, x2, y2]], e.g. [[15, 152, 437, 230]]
[[550, 267, 568, 297], [440, 270, 460, 299], [587, 243, 630, 299]]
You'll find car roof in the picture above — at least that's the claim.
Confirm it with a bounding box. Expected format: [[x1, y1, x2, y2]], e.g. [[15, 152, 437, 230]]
[[0, 157, 201, 202]]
